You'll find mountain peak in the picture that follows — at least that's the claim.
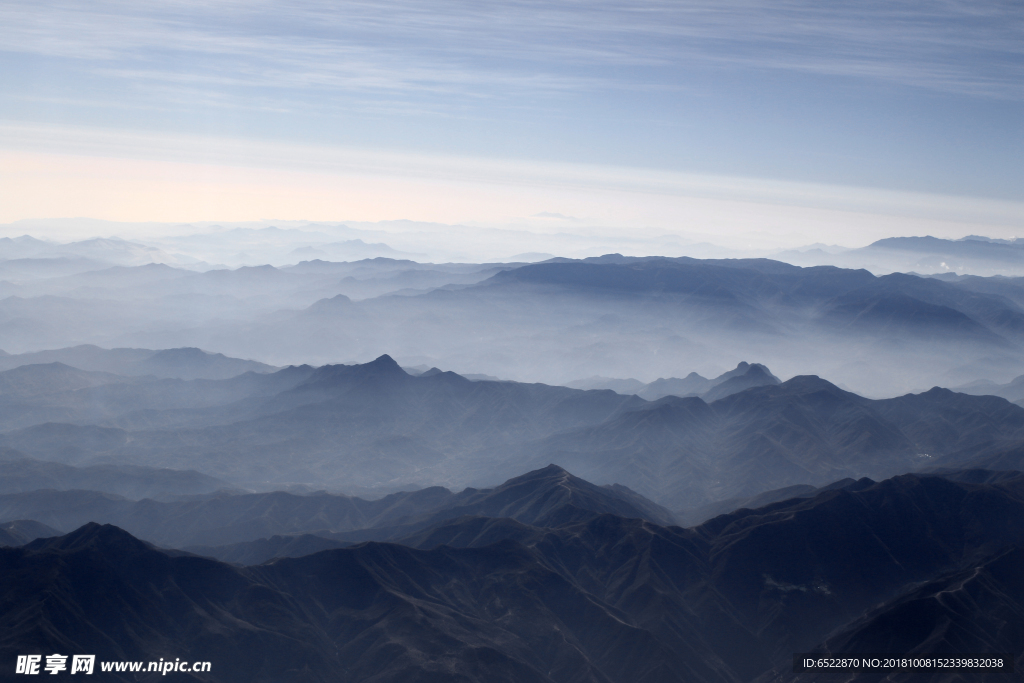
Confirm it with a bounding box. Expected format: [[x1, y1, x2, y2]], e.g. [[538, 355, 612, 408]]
[[296, 354, 409, 391], [518, 463, 570, 479], [449, 464, 677, 527], [778, 374, 847, 395], [25, 522, 151, 556], [702, 362, 782, 402], [368, 354, 402, 371]]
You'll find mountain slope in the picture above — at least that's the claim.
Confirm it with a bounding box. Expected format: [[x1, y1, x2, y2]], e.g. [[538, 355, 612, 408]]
[[481, 376, 1024, 508], [3, 469, 1024, 683], [758, 546, 1024, 682], [0, 465, 673, 548], [4, 355, 1023, 509]]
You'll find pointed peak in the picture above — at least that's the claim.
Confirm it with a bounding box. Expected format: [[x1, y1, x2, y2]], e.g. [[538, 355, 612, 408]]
[[24, 523, 151, 555], [369, 354, 401, 369], [505, 464, 572, 484]]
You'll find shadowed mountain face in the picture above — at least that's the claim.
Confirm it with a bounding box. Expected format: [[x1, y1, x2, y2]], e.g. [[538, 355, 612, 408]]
[[758, 546, 1024, 683], [3, 355, 1024, 510], [2, 470, 1023, 683]]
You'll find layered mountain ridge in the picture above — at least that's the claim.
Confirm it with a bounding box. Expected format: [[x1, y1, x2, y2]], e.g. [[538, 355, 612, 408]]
[[2, 353, 1024, 510], [2, 465, 1022, 683], [6, 254, 1024, 395]]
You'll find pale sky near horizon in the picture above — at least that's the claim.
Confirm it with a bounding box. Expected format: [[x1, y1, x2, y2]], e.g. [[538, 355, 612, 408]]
[[1, 1, 1022, 246]]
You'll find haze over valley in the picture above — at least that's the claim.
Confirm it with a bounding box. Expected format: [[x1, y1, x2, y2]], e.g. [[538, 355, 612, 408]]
[[6, 229, 1024, 397], [3, 239, 1024, 681]]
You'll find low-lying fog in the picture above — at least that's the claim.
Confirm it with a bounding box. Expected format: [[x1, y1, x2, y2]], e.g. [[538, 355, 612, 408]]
[[3, 221, 1024, 398]]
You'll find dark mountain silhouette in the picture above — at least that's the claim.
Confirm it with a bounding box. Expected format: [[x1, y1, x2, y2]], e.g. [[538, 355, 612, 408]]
[[2, 469, 1023, 683], [759, 546, 1024, 682], [676, 480, 854, 527]]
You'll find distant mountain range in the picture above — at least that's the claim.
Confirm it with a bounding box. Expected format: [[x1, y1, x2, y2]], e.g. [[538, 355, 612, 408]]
[[955, 372, 1024, 405], [280, 254, 1024, 393], [6, 236, 1024, 681], [0, 235, 201, 267], [567, 361, 780, 401], [1, 465, 1022, 682], [1, 354, 1024, 511], [0, 519, 61, 547], [0, 457, 228, 500], [777, 235, 1024, 277], [5, 252, 1024, 392], [0, 345, 277, 380]]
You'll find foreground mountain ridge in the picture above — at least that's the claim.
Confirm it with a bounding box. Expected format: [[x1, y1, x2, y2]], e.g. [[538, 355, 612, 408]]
[[2, 466, 1022, 683]]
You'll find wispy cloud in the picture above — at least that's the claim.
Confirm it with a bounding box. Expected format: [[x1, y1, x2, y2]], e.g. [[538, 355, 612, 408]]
[[2, 0, 1021, 109]]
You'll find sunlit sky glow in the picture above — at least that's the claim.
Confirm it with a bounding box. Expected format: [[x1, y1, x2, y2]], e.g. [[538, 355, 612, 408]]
[[1, 0, 1022, 247]]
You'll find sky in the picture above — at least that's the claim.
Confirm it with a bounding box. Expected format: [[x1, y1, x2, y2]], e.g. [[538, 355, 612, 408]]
[[1, 0, 1022, 247]]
